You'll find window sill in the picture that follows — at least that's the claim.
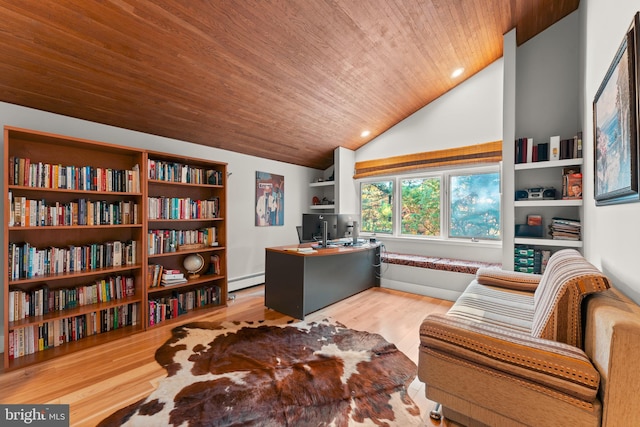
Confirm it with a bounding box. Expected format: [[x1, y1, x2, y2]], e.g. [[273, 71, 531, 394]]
[[364, 234, 502, 249]]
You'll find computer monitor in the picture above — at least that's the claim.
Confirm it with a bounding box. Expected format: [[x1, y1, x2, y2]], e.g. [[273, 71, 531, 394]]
[[301, 213, 338, 242], [336, 214, 361, 241]]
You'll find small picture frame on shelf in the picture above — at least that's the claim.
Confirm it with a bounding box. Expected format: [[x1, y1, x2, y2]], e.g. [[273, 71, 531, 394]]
[[593, 12, 640, 206]]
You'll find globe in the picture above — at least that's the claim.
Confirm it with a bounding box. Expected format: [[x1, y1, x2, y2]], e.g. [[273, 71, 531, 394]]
[[183, 253, 205, 279]]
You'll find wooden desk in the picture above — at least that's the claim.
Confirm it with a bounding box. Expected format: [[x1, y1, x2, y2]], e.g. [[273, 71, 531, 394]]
[[265, 242, 380, 319]]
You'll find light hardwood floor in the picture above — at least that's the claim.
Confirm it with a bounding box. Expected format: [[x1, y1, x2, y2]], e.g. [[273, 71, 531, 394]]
[[0, 285, 454, 426]]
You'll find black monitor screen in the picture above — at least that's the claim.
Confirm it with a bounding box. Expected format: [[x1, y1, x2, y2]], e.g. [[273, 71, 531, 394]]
[[301, 213, 338, 242]]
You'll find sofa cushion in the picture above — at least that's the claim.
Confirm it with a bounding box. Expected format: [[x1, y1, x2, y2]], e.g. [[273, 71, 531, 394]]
[[420, 314, 601, 402], [532, 249, 611, 348], [447, 281, 534, 333], [476, 268, 541, 292]]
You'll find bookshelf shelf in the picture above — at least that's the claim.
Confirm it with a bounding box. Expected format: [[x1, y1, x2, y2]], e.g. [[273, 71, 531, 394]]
[[514, 158, 583, 171], [148, 246, 224, 259], [309, 181, 335, 188], [309, 180, 335, 213], [8, 295, 143, 329], [309, 204, 335, 210], [148, 179, 224, 189], [147, 274, 225, 294], [514, 237, 583, 248], [514, 199, 583, 208], [9, 224, 143, 231], [146, 303, 223, 329]]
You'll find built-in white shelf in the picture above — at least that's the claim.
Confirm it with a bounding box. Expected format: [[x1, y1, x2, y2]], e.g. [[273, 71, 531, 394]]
[[514, 199, 583, 207], [514, 237, 583, 248], [309, 181, 335, 187], [309, 204, 335, 210], [514, 158, 583, 171]]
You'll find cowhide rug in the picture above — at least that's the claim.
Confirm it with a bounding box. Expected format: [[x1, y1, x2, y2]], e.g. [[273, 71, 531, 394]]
[[99, 318, 422, 426]]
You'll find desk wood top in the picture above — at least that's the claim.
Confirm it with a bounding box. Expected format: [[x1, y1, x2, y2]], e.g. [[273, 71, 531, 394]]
[[266, 242, 379, 257]]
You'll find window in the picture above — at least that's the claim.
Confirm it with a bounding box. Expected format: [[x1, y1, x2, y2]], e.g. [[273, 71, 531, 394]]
[[360, 181, 393, 234], [359, 166, 500, 241], [449, 172, 501, 240], [400, 177, 440, 236]]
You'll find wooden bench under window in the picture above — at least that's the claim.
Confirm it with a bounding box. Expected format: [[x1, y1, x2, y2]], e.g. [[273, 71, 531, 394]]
[[381, 252, 501, 275]]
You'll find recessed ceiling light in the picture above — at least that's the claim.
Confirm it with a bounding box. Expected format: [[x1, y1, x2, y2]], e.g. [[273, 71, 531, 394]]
[[361, 130, 371, 138], [451, 68, 464, 78]]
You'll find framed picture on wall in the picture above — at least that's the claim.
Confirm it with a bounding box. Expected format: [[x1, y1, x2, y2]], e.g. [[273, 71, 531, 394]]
[[593, 12, 640, 206], [255, 171, 284, 226]]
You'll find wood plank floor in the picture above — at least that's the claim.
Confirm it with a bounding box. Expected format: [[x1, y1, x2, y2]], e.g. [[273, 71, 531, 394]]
[[0, 285, 454, 426]]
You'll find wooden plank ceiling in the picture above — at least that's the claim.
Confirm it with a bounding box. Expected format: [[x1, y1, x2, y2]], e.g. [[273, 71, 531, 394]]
[[0, 0, 578, 170]]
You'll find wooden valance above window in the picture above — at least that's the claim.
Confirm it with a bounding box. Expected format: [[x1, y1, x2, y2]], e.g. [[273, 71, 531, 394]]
[[353, 140, 502, 179]]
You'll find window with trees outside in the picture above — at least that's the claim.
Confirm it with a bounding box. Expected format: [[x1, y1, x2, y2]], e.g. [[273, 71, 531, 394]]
[[360, 166, 500, 241]]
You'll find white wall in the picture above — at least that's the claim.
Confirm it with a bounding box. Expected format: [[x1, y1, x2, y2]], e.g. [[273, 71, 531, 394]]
[[356, 59, 504, 162], [0, 101, 320, 295], [516, 12, 580, 142], [580, 0, 640, 303], [354, 59, 505, 298]]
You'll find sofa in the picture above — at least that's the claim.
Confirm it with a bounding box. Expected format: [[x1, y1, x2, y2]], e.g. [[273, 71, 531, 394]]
[[418, 249, 640, 426]]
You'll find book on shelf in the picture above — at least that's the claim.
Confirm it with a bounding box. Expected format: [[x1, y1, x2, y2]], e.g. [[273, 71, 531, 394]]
[[207, 255, 221, 275], [161, 269, 185, 280], [550, 136, 560, 161], [161, 276, 188, 286], [549, 217, 581, 240], [149, 264, 163, 288], [562, 166, 582, 199]]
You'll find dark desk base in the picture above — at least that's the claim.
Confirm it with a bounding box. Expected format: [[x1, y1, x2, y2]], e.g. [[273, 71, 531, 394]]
[[265, 245, 380, 319]]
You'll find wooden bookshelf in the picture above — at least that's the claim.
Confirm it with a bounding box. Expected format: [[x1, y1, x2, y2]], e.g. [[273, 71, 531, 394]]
[[3, 126, 146, 370], [145, 150, 228, 328], [2, 128, 228, 370]]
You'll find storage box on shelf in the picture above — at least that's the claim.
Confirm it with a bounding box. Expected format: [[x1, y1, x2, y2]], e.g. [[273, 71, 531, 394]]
[[145, 151, 227, 328], [3, 127, 145, 370], [513, 157, 584, 265]]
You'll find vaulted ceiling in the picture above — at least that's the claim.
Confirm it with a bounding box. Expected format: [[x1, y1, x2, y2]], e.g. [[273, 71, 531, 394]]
[[0, 1, 579, 169]]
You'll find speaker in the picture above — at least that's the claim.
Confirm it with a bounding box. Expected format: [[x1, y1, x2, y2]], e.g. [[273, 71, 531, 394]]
[[515, 190, 529, 201], [543, 188, 557, 199]]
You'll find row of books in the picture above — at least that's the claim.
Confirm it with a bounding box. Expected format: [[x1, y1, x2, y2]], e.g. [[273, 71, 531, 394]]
[[514, 246, 551, 274], [514, 133, 583, 164], [8, 275, 135, 322], [148, 159, 223, 185], [8, 194, 139, 227], [147, 197, 220, 220], [549, 217, 581, 241], [148, 227, 217, 255], [9, 156, 140, 193], [148, 285, 221, 325], [7, 303, 138, 360], [8, 240, 138, 280]]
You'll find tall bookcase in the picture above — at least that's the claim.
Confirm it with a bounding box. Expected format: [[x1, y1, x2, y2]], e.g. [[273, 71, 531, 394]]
[[145, 151, 227, 328], [2, 127, 228, 370]]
